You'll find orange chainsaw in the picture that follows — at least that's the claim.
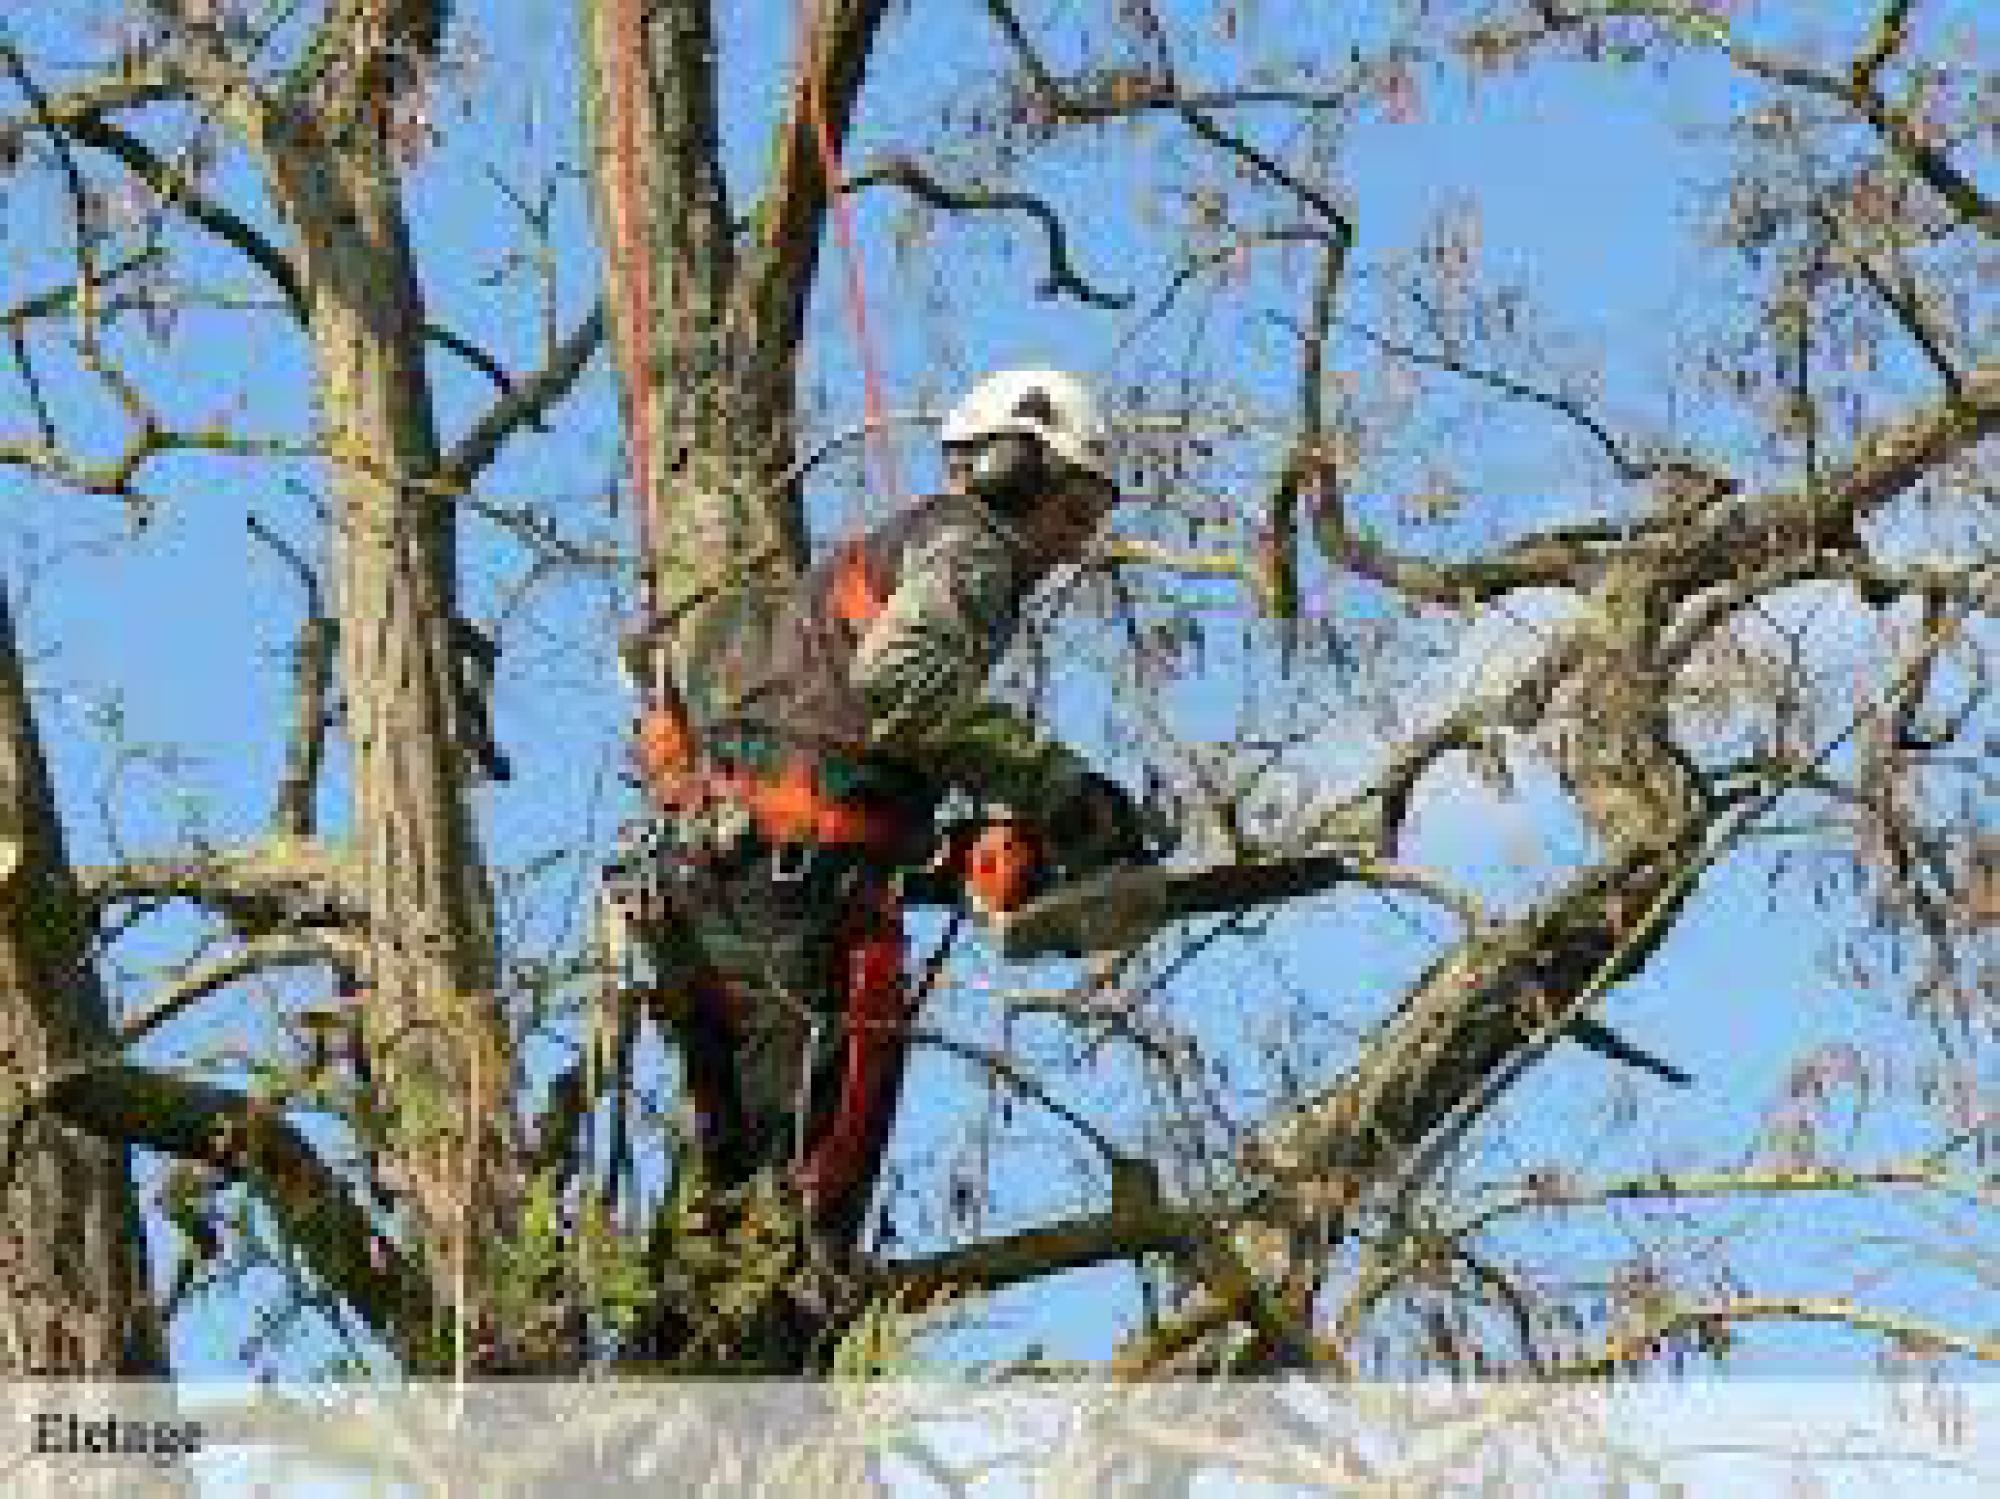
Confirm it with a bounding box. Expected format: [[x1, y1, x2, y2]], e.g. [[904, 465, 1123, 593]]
[[906, 812, 1355, 959], [906, 826, 1691, 1085]]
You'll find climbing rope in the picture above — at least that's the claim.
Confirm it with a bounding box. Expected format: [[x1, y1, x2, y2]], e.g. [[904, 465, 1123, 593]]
[[609, 0, 901, 665], [607, 0, 660, 638], [792, 0, 900, 529]]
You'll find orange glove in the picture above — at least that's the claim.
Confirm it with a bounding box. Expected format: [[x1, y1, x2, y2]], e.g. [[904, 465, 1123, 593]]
[[961, 820, 1048, 916]]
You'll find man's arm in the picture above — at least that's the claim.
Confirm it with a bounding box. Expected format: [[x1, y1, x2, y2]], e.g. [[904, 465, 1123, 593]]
[[849, 512, 1094, 824]]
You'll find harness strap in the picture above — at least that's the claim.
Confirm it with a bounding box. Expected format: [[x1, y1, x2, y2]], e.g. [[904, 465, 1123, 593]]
[[829, 537, 887, 630], [634, 706, 911, 856]]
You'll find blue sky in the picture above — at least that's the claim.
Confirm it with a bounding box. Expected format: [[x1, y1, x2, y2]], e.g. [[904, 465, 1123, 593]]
[[2, 1, 1990, 1380]]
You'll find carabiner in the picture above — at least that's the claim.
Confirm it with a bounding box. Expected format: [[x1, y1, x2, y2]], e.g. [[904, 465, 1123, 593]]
[[769, 841, 815, 884]]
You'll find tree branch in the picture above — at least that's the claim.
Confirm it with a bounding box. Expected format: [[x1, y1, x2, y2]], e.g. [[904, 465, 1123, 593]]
[[1557, 1296, 1998, 1376], [843, 155, 1131, 308], [48, 1061, 433, 1364], [736, 0, 892, 428], [981, 1, 1359, 243], [909, 1026, 1123, 1164], [1338, 314, 1664, 484], [1817, 200, 1965, 398], [1851, 0, 1917, 90], [1260, 237, 1347, 662], [75, 837, 366, 932], [0, 68, 181, 158], [981, 2, 1370, 125], [64, 112, 308, 318], [116, 930, 365, 1046], [1464, 1155, 1989, 1237], [1537, 2, 1996, 237], [886, 1202, 1195, 1301], [1670, 362, 1999, 591], [1316, 633, 1584, 855], [64, 117, 556, 402], [440, 302, 606, 489], [0, 26, 104, 350], [1311, 504, 1596, 605], [1660, 549, 1995, 671], [1254, 828, 1706, 1207], [248, 514, 336, 838]]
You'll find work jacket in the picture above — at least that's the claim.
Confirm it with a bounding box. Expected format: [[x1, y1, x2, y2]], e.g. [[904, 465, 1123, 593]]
[[640, 492, 1095, 840]]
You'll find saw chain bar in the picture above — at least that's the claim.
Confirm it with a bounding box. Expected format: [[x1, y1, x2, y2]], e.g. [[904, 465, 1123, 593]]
[[992, 852, 1355, 960]]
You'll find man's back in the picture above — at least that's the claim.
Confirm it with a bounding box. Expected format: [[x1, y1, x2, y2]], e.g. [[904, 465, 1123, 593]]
[[672, 493, 1030, 761]]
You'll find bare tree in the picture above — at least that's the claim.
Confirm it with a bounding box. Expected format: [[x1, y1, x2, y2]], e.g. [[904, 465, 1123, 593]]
[[0, 0, 1989, 1391]]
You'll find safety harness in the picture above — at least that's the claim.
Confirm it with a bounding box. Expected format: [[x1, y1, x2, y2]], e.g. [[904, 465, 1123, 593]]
[[630, 537, 915, 854]]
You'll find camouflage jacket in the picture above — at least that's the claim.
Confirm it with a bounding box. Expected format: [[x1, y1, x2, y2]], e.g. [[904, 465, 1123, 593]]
[[670, 493, 1093, 826]]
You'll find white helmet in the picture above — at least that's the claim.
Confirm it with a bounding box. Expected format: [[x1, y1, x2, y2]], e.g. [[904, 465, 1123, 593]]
[[939, 368, 1115, 484]]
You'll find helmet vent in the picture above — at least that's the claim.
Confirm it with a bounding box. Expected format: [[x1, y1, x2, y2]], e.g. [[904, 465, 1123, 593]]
[[1011, 389, 1057, 426]]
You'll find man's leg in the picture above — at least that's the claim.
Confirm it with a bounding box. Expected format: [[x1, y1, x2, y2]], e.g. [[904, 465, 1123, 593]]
[[681, 851, 852, 1193], [671, 970, 754, 1188], [666, 850, 910, 1244], [795, 878, 910, 1247]]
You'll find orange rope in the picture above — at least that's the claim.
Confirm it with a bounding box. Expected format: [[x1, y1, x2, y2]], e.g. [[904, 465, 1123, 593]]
[[608, 0, 659, 631], [793, 0, 900, 523]]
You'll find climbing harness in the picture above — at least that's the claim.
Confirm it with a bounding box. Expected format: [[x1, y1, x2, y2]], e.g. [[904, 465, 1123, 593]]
[[792, 0, 901, 525]]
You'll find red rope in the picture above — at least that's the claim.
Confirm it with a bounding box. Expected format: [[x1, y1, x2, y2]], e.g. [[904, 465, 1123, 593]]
[[608, 0, 659, 630], [794, 1, 900, 521]]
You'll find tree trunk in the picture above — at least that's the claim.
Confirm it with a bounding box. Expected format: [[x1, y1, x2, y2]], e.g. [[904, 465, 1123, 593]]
[[0, 583, 165, 1376], [579, 0, 794, 616], [258, 102, 512, 1362], [578, 0, 894, 1372], [578, 0, 892, 621]]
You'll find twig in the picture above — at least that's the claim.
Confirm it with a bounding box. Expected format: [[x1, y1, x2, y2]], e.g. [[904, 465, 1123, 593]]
[[117, 931, 364, 1046], [0, 26, 102, 350], [844, 155, 1132, 307], [1555, 1295, 1998, 1376]]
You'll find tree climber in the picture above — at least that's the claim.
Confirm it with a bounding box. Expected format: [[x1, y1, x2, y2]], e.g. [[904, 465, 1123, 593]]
[[614, 368, 1160, 1248]]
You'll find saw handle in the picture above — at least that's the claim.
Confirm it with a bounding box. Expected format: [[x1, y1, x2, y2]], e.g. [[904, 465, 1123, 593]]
[[904, 817, 1051, 915], [960, 821, 1048, 916]]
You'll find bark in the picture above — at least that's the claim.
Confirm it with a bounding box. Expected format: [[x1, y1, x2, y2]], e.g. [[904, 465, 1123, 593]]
[[578, 0, 891, 631], [578, 0, 783, 627], [248, 82, 512, 1346], [0, 582, 165, 1376]]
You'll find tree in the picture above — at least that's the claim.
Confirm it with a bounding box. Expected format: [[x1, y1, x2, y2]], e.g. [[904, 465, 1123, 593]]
[[0, 0, 1990, 1397]]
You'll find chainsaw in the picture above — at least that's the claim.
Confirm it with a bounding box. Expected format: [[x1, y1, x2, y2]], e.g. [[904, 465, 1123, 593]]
[[905, 815, 1691, 1087], [904, 810, 1352, 961]]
